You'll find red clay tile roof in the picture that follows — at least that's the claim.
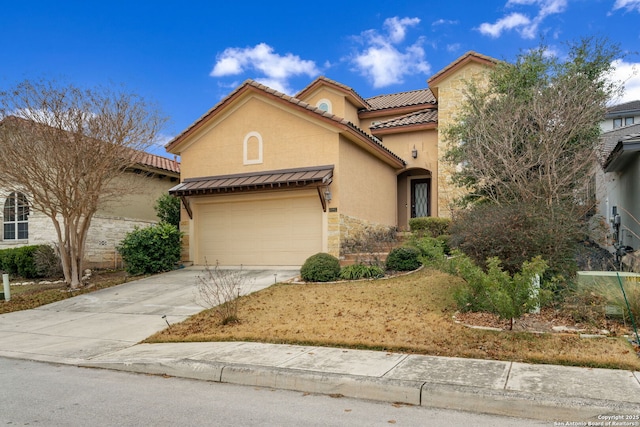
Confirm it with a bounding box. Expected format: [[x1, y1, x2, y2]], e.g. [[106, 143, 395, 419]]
[[365, 89, 436, 111], [169, 165, 333, 196], [370, 109, 438, 130], [132, 151, 180, 174], [2, 116, 180, 175]]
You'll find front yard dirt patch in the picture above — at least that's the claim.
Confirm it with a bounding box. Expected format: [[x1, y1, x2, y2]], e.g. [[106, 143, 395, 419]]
[[146, 268, 640, 371], [0, 270, 130, 314]]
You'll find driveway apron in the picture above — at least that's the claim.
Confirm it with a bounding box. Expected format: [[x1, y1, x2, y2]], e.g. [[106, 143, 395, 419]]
[[0, 266, 299, 364]]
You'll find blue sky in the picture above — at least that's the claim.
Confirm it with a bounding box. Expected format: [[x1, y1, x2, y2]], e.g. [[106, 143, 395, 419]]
[[1, 0, 639, 156]]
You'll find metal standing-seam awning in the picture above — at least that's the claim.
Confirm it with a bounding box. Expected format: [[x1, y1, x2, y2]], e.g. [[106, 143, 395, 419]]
[[170, 165, 334, 217]]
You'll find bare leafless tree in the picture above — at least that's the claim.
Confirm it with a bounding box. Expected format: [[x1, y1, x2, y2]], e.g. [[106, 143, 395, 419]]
[[445, 38, 623, 220], [0, 79, 166, 288]]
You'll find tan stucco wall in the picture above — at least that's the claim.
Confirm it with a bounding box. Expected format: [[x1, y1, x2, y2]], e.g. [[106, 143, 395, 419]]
[[434, 62, 491, 218], [299, 87, 361, 126], [98, 172, 178, 222], [337, 134, 397, 226], [179, 95, 340, 180]]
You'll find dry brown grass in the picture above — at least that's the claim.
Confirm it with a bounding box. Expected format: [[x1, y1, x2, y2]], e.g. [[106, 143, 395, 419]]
[[146, 268, 640, 371]]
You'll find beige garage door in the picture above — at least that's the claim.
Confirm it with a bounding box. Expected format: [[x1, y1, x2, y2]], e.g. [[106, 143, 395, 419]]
[[195, 192, 323, 266]]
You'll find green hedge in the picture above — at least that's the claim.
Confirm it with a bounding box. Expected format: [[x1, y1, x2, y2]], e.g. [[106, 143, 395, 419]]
[[118, 223, 182, 275], [0, 245, 51, 278], [409, 217, 451, 237]]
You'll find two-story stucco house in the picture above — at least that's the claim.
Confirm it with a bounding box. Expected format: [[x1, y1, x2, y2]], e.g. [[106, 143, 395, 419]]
[[166, 52, 496, 267]]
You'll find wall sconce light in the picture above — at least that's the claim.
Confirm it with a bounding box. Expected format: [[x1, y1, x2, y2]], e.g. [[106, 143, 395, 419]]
[[411, 145, 418, 159], [324, 188, 332, 202]]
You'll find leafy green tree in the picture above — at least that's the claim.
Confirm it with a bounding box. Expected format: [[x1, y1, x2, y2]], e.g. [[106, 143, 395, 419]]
[[154, 193, 180, 227]]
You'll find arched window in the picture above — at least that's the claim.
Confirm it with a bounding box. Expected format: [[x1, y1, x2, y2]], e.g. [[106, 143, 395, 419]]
[[3, 192, 29, 240], [316, 99, 332, 113]]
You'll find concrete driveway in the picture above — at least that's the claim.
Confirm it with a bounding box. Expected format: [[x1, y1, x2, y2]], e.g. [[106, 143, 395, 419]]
[[0, 266, 299, 365]]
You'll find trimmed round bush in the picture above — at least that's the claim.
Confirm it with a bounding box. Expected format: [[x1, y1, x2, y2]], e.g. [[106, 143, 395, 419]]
[[385, 247, 421, 271], [301, 253, 341, 282]]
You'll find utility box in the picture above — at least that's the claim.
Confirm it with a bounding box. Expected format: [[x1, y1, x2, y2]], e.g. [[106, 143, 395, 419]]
[[576, 271, 640, 287]]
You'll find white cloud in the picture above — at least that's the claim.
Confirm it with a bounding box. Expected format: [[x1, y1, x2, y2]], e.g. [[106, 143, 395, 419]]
[[384, 17, 421, 44], [609, 59, 640, 103], [478, 13, 531, 38], [613, 0, 640, 12], [351, 17, 431, 88], [479, 0, 568, 39], [432, 19, 458, 27], [210, 43, 320, 95], [447, 43, 462, 52]]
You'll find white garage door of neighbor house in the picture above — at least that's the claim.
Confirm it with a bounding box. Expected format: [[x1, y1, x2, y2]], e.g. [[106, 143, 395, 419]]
[[196, 194, 323, 266]]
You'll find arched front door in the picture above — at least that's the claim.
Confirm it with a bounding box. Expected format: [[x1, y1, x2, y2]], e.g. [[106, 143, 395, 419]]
[[397, 169, 433, 231]]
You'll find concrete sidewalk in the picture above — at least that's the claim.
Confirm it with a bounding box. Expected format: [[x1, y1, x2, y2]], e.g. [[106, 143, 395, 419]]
[[82, 342, 640, 422], [1, 268, 639, 422]]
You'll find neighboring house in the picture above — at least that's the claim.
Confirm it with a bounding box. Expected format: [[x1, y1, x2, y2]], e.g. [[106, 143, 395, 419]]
[[1, 150, 180, 268], [166, 52, 496, 266], [595, 118, 640, 265], [601, 100, 640, 132]]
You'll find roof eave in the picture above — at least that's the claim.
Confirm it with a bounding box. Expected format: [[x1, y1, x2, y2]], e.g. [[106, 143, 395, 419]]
[[428, 51, 498, 89], [371, 122, 437, 137], [359, 104, 436, 119]]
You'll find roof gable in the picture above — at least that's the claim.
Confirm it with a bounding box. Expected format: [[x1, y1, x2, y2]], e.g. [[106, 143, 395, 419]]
[[166, 80, 404, 168], [427, 51, 498, 89], [295, 76, 370, 110]]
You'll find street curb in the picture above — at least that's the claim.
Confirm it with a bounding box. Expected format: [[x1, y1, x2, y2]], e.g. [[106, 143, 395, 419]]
[[80, 359, 640, 421]]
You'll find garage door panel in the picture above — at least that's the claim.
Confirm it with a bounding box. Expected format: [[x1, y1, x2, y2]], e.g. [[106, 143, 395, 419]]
[[196, 194, 322, 266]]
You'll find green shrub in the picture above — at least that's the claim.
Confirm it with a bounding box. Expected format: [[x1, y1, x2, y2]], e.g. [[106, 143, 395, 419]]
[[451, 251, 549, 328], [410, 236, 446, 268], [436, 234, 451, 255], [118, 223, 182, 275], [0, 248, 17, 275], [409, 217, 451, 237], [14, 246, 40, 278], [449, 202, 578, 279], [33, 245, 63, 278], [154, 193, 181, 228], [0, 245, 49, 278], [385, 247, 421, 271], [301, 253, 341, 282], [339, 264, 385, 280]]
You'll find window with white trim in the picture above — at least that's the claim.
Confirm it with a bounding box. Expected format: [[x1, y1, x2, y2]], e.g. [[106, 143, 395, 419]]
[[316, 99, 332, 113], [3, 192, 29, 240]]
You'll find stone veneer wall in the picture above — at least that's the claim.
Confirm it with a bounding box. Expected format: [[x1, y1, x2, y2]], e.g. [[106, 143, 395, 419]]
[[327, 210, 341, 258], [436, 62, 491, 218], [0, 209, 156, 269], [338, 214, 394, 258]]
